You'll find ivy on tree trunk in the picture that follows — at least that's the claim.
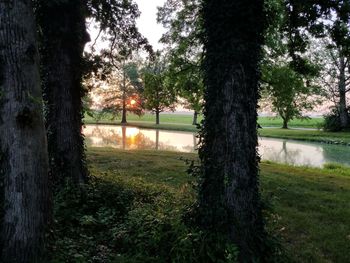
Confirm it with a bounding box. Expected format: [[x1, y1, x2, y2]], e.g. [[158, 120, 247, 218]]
[[38, 0, 89, 186], [198, 0, 268, 260], [338, 55, 349, 128]]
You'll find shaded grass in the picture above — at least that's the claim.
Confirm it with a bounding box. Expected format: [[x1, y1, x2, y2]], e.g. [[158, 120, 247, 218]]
[[88, 148, 350, 263]]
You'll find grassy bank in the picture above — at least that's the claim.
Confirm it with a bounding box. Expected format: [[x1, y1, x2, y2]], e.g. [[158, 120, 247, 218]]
[[260, 128, 350, 145], [51, 148, 350, 262], [85, 113, 350, 145], [85, 113, 324, 129], [85, 114, 350, 145]]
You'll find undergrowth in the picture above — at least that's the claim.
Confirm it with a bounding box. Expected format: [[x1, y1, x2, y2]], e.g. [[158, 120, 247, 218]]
[[49, 176, 240, 263]]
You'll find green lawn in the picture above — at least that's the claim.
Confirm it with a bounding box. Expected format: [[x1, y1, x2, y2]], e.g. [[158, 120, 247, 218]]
[[86, 148, 350, 262], [260, 128, 350, 145], [85, 112, 324, 129]]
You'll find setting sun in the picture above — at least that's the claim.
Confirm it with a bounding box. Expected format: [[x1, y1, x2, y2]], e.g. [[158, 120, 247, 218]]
[[130, 99, 137, 105]]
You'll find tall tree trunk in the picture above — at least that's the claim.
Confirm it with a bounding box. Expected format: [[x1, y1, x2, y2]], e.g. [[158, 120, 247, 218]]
[[282, 117, 288, 129], [338, 55, 349, 129], [199, 0, 267, 260], [121, 70, 127, 124], [38, 0, 89, 186], [156, 108, 160, 125], [0, 1, 50, 261], [121, 91, 127, 124], [121, 101, 127, 124], [192, 111, 198, 125]]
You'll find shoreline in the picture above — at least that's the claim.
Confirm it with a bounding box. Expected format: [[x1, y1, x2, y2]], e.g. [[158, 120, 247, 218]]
[[84, 121, 350, 146]]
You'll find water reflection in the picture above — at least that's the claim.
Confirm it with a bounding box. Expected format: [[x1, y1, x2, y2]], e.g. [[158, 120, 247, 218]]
[[84, 125, 197, 153], [84, 125, 350, 167]]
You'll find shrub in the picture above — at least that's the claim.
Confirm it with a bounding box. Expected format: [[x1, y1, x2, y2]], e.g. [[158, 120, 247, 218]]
[[49, 176, 238, 263], [323, 107, 350, 132], [114, 203, 238, 263]]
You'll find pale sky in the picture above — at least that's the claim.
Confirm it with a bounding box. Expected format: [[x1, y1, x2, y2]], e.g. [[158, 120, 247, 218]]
[[135, 0, 167, 50]]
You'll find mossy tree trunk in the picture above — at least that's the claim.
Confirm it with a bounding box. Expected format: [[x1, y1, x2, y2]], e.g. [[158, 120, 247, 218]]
[[156, 108, 160, 125], [282, 117, 289, 129], [199, 0, 267, 260], [0, 0, 51, 261], [38, 0, 89, 186], [338, 55, 349, 129]]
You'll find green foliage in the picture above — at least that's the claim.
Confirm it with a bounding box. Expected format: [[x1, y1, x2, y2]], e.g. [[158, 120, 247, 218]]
[[50, 177, 135, 262], [323, 163, 345, 170], [142, 56, 177, 116], [50, 173, 239, 263], [88, 60, 144, 120], [86, 0, 153, 56], [158, 0, 204, 116], [262, 65, 321, 128], [115, 204, 238, 263], [323, 107, 350, 132]]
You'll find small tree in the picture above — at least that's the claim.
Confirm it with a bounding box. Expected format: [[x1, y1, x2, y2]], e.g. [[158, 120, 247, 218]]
[[262, 65, 321, 129], [142, 58, 176, 125], [88, 60, 143, 124], [166, 55, 203, 125]]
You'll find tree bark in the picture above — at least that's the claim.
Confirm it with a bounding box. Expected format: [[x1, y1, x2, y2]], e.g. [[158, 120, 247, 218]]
[[0, 1, 50, 261], [192, 111, 198, 125], [38, 0, 89, 186], [156, 108, 160, 125], [199, 0, 267, 260], [121, 92, 127, 124], [121, 70, 128, 124], [338, 55, 349, 129], [282, 118, 288, 129]]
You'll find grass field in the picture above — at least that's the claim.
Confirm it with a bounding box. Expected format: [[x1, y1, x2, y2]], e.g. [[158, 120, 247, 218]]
[[87, 148, 350, 262], [85, 112, 324, 129]]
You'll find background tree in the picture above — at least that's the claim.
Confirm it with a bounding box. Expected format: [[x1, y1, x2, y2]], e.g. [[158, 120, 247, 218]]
[[158, 0, 204, 126], [0, 0, 50, 261], [315, 39, 350, 130], [165, 53, 204, 125], [142, 57, 176, 125], [259, 0, 323, 129], [282, 0, 350, 129], [262, 65, 321, 129], [198, 0, 268, 260], [89, 60, 143, 124]]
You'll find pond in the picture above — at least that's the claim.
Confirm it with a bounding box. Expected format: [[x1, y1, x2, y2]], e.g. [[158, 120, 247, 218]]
[[84, 124, 350, 168]]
